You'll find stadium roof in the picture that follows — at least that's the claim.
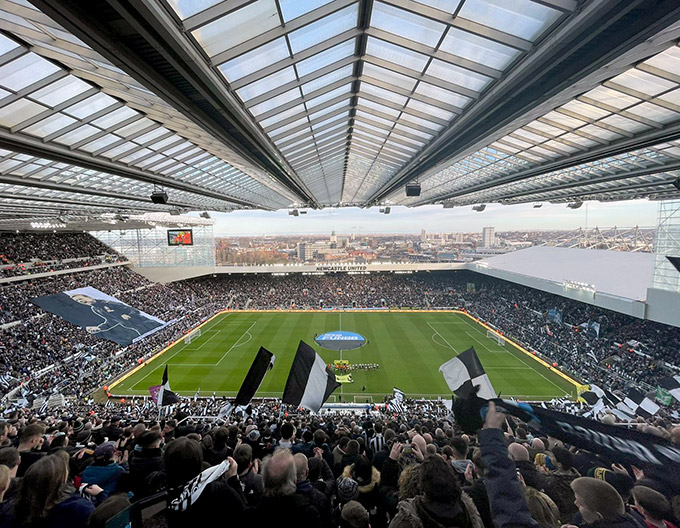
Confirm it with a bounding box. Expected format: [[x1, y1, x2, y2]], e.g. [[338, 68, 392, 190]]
[[0, 0, 680, 220], [473, 245, 655, 301]]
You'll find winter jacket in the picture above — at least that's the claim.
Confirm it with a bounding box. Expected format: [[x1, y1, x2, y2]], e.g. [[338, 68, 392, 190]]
[[342, 463, 384, 527], [81, 462, 127, 495], [543, 467, 580, 522], [296, 479, 332, 528], [389, 494, 484, 528], [479, 428, 538, 528], [578, 514, 650, 528], [0, 495, 95, 528], [127, 447, 163, 498], [254, 493, 320, 527]]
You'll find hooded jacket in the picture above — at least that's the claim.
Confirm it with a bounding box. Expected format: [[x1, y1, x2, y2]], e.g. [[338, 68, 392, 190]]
[[389, 493, 484, 528]]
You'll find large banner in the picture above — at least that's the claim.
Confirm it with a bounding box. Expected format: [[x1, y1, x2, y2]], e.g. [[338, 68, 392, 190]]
[[32, 286, 166, 346]]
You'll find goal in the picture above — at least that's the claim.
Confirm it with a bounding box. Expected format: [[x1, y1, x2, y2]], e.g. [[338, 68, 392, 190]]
[[184, 328, 202, 345], [486, 329, 505, 347]]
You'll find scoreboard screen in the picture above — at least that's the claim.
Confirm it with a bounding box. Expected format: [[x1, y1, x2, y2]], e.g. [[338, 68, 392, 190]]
[[167, 229, 193, 246]]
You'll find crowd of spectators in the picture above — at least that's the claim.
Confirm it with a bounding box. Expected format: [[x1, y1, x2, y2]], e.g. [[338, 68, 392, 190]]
[[0, 396, 678, 528], [0, 233, 124, 278]]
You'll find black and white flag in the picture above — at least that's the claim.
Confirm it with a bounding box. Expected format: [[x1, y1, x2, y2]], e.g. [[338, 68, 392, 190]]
[[390, 387, 406, 413], [234, 347, 275, 406], [624, 388, 659, 418], [157, 365, 180, 407], [439, 347, 496, 400], [0, 372, 17, 390], [282, 341, 340, 412], [38, 399, 49, 415], [658, 375, 680, 402]]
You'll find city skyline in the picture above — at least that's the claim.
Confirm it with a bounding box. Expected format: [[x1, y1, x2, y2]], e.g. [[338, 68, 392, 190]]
[[205, 199, 659, 236]]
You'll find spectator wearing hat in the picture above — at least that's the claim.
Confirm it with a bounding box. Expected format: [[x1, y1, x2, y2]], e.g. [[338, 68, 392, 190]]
[[541, 446, 581, 522], [341, 454, 383, 527], [567, 477, 641, 528], [632, 486, 678, 528], [341, 500, 371, 528], [80, 442, 127, 496], [127, 430, 163, 500], [334, 476, 360, 526]]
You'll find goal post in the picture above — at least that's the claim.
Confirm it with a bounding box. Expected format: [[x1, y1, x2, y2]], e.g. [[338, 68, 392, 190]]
[[486, 329, 505, 346], [184, 327, 202, 345]]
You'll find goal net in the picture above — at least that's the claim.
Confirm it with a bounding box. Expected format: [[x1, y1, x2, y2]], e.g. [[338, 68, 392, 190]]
[[486, 329, 505, 346], [184, 328, 202, 345]]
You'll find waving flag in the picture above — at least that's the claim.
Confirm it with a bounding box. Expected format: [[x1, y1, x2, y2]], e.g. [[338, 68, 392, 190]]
[[282, 341, 340, 412], [151, 365, 180, 407], [439, 347, 496, 400]]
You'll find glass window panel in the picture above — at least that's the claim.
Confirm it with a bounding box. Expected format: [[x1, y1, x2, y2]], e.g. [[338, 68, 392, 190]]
[[582, 85, 639, 110], [80, 134, 120, 153], [0, 54, 61, 92], [399, 112, 443, 131], [0, 99, 46, 128], [52, 124, 99, 146], [218, 38, 290, 82], [279, 0, 334, 22], [149, 135, 182, 152], [440, 28, 520, 70], [115, 117, 156, 138], [580, 124, 623, 141], [358, 97, 400, 117], [30, 76, 91, 107], [513, 128, 547, 143], [406, 98, 455, 121], [544, 139, 579, 154], [134, 127, 170, 145], [355, 109, 395, 127], [394, 122, 432, 140], [414, 0, 462, 12], [0, 33, 20, 56], [301, 64, 354, 95], [22, 113, 77, 138], [361, 82, 408, 106], [191, 0, 279, 58], [63, 93, 117, 119], [525, 120, 565, 137], [415, 82, 472, 108], [459, 0, 561, 41], [425, 59, 492, 91], [120, 148, 152, 164], [269, 116, 308, 137], [296, 39, 355, 78], [250, 88, 301, 117], [259, 104, 306, 128], [306, 84, 352, 108], [365, 37, 429, 71], [560, 100, 611, 120], [642, 45, 680, 74], [371, 1, 445, 47], [166, 0, 223, 18], [599, 114, 651, 134], [237, 67, 297, 102], [288, 4, 359, 55], [312, 111, 349, 130], [542, 111, 585, 129], [362, 62, 416, 90], [659, 88, 680, 107], [163, 140, 193, 156], [90, 106, 139, 129], [308, 100, 348, 121], [627, 102, 680, 124], [610, 69, 676, 96]]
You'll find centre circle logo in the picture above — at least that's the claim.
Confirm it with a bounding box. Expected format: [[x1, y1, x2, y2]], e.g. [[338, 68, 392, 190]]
[[314, 330, 367, 351]]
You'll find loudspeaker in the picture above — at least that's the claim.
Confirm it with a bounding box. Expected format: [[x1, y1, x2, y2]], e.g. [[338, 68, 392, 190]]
[[405, 182, 421, 196], [151, 191, 168, 204]]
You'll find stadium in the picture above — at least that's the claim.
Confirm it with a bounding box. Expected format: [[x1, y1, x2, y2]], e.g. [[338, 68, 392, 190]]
[[1, 1, 680, 526]]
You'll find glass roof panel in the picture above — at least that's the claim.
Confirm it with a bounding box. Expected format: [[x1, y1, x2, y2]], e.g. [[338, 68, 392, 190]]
[[627, 102, 680, 124], [0, 33, 20, 55], [191, 0, 280, 58], [0, 54, 61, 92], [279, 0, 334, 22], [306, 84, 352, 107], [560, 100, 611, 120], [52, 124, 99, 146], [218, 38, 290, 81], [425, 59, 492, 91], [361, 82, 408, 106], [358, 97, 401, 118], [415, 82, 472, 108], [641, 45, 680, 72], [115, 117, 155, 138], [362, 62, 416, 91], [90, 106, 139, 129], [659, 88, 680, 107], [166, 0, 223, 19], [63, 92, 117, 119], [80, 134, 120, 153], [30, 76, 92, 107], [599, 114, 651, 133], [301, 64, 354, 95], [581, 85, 640, 109], [371, 1, 445, 47], [365, 37, 430, 71], [414, 0, 462, 12], [440, 28, 521, 70], [399, 112, 443, 131], [406, 98, 455, 121], [458, 0, 561, 41], [609, 69, 676, 96], [288, 4, 358, 55], [249, 88, 302, 117], [0, 99, 46, 128], [237, 67, 297, 102], [295, 39, 356, 78], [22, 113, 77, 138], [259, 104, 306, 128]]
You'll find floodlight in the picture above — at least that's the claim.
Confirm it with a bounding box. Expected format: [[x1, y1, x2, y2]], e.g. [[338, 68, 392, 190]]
[[472, 204, 486, 212], [533, 203, 543, 208], [200, 212, 211, 219], [151, 190, 168, 204], [442, 202, 454, 209], [405, 182, 421, 196], [567, 201, 583, 209], [289, 209, 299, 216], [384, 206, 391, 214]]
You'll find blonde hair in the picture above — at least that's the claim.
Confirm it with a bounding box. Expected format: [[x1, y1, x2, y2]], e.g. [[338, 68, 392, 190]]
[[0, 464, 9, 492]]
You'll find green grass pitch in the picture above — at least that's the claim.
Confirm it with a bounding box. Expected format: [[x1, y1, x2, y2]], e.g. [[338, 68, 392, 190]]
[[112, 311, 577, 401]]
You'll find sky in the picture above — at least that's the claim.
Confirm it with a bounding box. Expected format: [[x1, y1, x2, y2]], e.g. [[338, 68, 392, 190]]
[[208, 199, 660, 236]]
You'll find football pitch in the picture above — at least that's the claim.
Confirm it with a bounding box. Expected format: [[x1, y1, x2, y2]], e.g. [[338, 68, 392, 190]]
[[111, 311, 578, 401]]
